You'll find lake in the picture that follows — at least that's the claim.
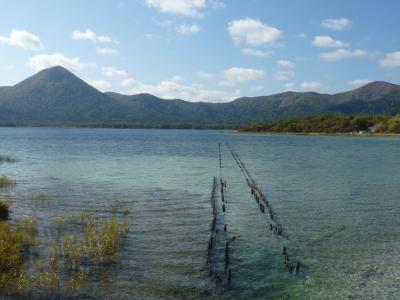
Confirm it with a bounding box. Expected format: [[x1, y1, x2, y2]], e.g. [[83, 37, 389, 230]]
[[1, 128, 400, 299]]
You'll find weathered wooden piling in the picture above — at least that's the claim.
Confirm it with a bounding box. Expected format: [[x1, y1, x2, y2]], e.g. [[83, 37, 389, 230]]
[[226, 142, 303, 277], [224, 242, 230, 273]]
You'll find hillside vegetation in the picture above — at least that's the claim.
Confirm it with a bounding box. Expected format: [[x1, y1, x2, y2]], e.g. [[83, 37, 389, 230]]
[[240, 114, 400, 134]]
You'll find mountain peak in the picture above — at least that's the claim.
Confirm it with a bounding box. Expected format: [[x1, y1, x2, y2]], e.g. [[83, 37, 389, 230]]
[[32, 65, 77, 80], [359, 81, 400, 90], [346, 80, 400, 101]]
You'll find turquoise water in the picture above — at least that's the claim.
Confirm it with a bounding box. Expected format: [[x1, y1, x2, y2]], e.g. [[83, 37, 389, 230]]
[[1, 128, 400, 299]]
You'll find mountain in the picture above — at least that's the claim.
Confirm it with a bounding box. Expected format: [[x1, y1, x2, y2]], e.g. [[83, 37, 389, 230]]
[[0, 66, 127, 124], [1, 66, 400, 128]]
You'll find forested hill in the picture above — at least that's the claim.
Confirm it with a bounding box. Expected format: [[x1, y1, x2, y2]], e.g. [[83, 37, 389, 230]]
[[240, 114, 400, 134], [1, 66, 400, 128]]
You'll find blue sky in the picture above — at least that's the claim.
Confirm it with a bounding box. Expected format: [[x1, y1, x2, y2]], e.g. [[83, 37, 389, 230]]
[[1, 0, 400, 102]]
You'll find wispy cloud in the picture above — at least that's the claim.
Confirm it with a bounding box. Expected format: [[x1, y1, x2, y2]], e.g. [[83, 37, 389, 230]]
[[312, 36, 349, 48], [145, 0, 207, 18], [102, 66, 128, 78], [284, 82, 296, 90], [72, 29, 113, 44], [320, 49, 370, 62], [241, 48, 273, 57], [85, 78, 112, 91], [277, 60, 296, 68], [347, 79, 372, 86], [96, 47, 119, 56], [222, 67, 265, 84], [0, 29, 43, 50], [176, 24, 200, 35], [380, 51, 400, 68], [321, 18, 352, 31], [275, 70, 295, 81], [296, 32, 306, 39], [196, 71, 215, 80], [300, 81, 322, 90], [26, 53, 96, 72]]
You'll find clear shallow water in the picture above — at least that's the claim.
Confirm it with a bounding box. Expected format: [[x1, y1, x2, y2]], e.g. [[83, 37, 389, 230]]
[[1, 128, 400, 299]]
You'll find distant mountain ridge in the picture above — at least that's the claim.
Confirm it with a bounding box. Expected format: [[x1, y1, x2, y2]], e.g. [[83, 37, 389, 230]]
[[1, 66, 400, 128]]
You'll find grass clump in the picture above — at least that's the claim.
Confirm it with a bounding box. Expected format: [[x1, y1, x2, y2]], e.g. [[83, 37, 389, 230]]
[[0, 202, 129, 298], [0, 176, 14, 188], [0, 155, 18, 164], [0, 199, 10, 220], [0, 218, 38, 292], [53, 210, 129, 267]]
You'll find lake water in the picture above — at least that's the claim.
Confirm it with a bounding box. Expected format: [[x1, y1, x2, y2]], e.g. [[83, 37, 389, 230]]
[[1, 128, 400, 299]]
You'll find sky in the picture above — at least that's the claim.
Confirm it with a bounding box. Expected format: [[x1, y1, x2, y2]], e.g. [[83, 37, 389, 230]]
[[0, 0, 400, 102]]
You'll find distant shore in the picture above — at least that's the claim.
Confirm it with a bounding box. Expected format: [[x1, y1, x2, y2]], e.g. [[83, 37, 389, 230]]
[[235, 131, 400, 138]]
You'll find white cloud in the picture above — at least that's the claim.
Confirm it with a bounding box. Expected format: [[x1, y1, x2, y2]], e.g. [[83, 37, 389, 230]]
[[72, 29, 113, 44], [26, 53, 96, 72], [223, 67, 265, 84], [0, 29, 43, 50], [275, 70, 295, 81], [347, 79, 372, 86], [122, 75, 239, 102], [85, 79, 112, 91], [102, 66, 128, 78], [277, 60, 295, 68], [312, 36, 349, 48], [145, 0, 207, 18], [380, 51, 400, 68], [241, 48, 273, 57], [321, 18, 352, 31], [96, 47, 119, 56], [300, 81, 322, 91], [320, 49, 369, 62], [228, 18, 282, 47], [176, 24, 200, 35]]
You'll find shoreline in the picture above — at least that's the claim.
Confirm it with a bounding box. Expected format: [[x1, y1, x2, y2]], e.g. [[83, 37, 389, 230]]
[[234, 131, 400, 138]]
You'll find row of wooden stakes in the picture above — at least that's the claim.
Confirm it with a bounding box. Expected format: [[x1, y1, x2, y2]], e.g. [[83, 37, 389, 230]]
[[226, 142, 302, 275], [207, 175, 233, 284]]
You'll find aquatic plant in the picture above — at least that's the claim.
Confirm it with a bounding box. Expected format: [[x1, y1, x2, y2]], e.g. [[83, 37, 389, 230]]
[[0, 199, 10, 220], [55, 210, 129, 266], [32, 194, 56, 207], [0, 155, 18, 164], [0, 201, 129, 298], [0, 218, 38, 292], [0, 176, 14, 187], [32, 194, 56, 202]]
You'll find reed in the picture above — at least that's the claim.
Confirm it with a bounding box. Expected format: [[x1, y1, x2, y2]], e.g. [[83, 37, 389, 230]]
[[0, 155, 18, 163], [0, 199, 10, 220], [0, 218, 38, 291], [0, 202, 129, 298], [0, 176, 14, 187], [32, 194, 56, 202]]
